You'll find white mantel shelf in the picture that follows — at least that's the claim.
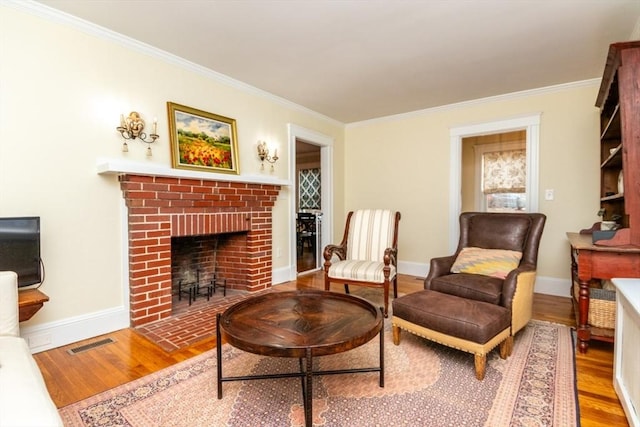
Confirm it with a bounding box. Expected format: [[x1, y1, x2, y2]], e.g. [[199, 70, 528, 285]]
[[96, 158, 291, 187]]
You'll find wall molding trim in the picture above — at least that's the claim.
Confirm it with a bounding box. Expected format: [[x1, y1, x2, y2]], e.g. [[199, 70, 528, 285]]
[[21, 306, 129, 354], [96, 157, 291, 187], [3, 1, 602, 130], [4, 0, 343, 128], [347, 78, 599, 128], [20, 263, 569, 354]]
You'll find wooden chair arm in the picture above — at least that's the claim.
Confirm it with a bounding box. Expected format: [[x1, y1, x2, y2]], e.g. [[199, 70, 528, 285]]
[[383, 247, 398, 266], [323, 244, 346, 263]]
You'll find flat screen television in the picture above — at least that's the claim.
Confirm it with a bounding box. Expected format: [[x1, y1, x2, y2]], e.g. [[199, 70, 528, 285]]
[[0, 217, 42, 287]]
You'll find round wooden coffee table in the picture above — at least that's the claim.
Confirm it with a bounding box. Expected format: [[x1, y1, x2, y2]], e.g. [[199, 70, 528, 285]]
[[216, 290, 384, 427]]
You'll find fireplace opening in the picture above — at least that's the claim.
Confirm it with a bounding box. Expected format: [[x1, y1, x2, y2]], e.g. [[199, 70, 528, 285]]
[[171, 232, 248, 314]]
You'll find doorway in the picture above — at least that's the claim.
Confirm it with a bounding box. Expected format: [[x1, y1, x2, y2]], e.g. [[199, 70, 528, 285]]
[[449, 114, 540, 252], [287, 124, 334, 280], [296, 140, 321, 274]]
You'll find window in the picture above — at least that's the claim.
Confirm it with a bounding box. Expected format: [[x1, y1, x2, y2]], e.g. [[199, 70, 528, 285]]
[[473, 139, 527, 213], [298, 168, 321, 210], [482, 148, 526, 212]]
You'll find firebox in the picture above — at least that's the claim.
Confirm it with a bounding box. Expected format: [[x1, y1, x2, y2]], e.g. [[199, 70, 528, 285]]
[[171, 233, 246, 308]]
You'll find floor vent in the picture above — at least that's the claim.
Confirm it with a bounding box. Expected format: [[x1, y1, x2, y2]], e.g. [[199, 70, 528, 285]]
[[67, 338, 115, 355]]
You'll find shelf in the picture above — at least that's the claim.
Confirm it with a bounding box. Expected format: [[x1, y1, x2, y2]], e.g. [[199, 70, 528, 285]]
[[596, 42, 640, 247], [18, 289, 49, 322], [601, 144, 623, 168], [571, 294, 615, 340], [600, 104, 621, 141], [601, 193, 624, 202], [96, 157, 292, 187]]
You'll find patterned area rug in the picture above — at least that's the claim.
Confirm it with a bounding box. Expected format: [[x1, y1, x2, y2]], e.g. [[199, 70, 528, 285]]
[[59, 320, 578, 427]]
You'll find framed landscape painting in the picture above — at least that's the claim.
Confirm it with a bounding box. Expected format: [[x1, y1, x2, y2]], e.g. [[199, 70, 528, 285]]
[[167, 102, 240, 174]]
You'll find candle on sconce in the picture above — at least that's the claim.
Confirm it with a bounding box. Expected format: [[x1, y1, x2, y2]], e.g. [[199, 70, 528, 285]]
[[120, 114, 125, 127], [274, 149, 278, 158], [153, 117, 157, 135]]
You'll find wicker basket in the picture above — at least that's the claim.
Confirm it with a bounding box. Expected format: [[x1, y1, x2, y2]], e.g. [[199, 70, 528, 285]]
[[573, 282, 616, 329]]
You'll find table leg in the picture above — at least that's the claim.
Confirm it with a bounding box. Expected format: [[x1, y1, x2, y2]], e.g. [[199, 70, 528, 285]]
[[304, 348, 313, 427], [298, 358, 306, 401], [216, 313, 223, 399], [577, 279, 591, 353], [379, 316, 385, 387]]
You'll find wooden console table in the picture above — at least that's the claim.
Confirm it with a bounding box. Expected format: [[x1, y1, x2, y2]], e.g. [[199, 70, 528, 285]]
[[567, 232, 640, 353], [18, 289, 49, 322]]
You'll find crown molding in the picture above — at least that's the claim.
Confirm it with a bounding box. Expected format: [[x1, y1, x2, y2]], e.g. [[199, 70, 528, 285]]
[[4, 0, 344, 128], [346, 78, 600, 128], [5, 1, 607, 129]]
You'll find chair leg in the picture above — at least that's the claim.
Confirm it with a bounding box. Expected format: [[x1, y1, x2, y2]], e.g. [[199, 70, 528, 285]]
[[382, 283, 389, 318], [393, 276, 398, 298], [392, 324, 401, 345], [499, 336, 513, 359], [474, 354, 486, 380]]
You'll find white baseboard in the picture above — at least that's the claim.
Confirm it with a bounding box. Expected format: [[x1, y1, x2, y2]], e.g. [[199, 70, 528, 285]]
[[21, 269, 570, 354], [21, 266, 292, 354], [534, 276, 571, 298], [272, 266, 294, 285], [20, 306, 129, 354], [398, 260, 429, 278]]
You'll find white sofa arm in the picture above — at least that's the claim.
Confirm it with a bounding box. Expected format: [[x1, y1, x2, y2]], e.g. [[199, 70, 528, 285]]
[[0, 271, 63, 426], [0, 271, 20, 337]]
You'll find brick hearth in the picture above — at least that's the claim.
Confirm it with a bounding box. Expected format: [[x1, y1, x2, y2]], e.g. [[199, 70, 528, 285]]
[[119, 174, 281, 327]]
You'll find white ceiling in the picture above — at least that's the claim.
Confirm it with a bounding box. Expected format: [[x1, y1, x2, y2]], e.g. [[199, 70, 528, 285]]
[[36, 0, 640, 123]]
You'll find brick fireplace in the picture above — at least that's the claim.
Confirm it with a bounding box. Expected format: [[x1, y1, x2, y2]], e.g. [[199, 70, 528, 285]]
[[118, 173, 281, 327]]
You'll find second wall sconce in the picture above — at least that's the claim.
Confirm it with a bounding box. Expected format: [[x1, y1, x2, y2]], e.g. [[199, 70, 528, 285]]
[[257, 140, 279, 171], [117, 111, 159, 157]]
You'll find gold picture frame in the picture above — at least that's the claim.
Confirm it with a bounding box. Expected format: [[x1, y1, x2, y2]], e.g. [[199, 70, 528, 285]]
[[167, 102, 240, 174]]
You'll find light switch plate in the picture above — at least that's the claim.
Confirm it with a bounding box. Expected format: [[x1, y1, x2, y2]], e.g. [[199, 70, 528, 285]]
[[545, 189, 554, 201]]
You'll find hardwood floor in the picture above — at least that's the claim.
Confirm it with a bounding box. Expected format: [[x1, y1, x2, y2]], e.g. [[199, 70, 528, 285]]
[[34, 272, 629, 426], [296, 244, 318, 273]]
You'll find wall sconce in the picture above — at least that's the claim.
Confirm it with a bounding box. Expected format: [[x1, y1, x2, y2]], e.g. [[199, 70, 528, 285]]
[[117, 112, 159, 157], [257, 140, 279, 171]]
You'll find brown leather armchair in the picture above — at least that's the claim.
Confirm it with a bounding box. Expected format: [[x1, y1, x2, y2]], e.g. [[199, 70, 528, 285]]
[[392, 212, 546, 380]]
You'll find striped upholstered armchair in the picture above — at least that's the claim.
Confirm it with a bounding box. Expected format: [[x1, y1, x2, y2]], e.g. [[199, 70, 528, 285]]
[[323, 209, 401, 317]]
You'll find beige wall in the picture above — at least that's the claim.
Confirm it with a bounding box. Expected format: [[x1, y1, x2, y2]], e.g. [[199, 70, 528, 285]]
[[0, 5, 344, 346], [345, 83, 601, 283]]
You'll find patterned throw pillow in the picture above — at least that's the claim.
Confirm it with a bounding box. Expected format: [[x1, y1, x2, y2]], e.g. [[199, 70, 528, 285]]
[[450, 247, 523, 279]]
